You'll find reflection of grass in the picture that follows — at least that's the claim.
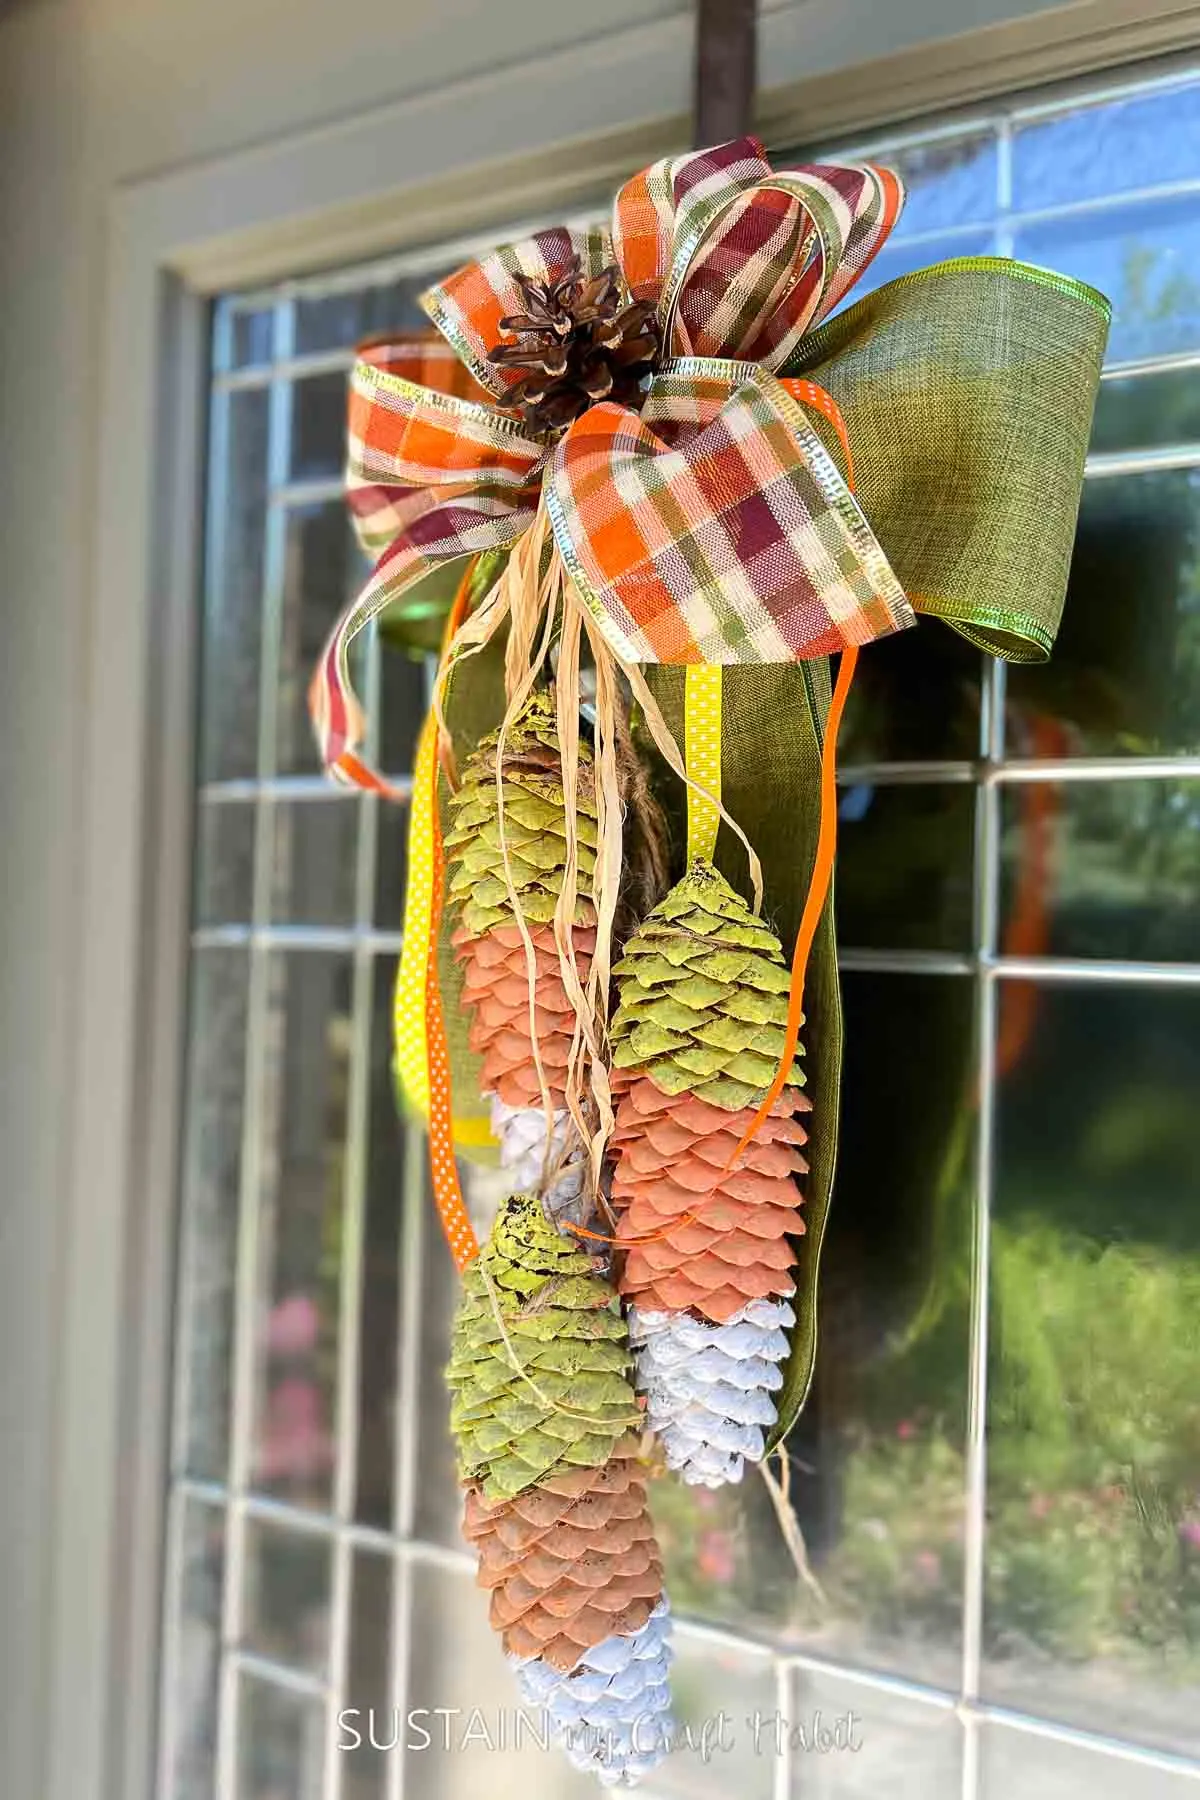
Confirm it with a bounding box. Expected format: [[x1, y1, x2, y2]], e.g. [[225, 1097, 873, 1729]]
[[654, 1216, 1200, 1682]]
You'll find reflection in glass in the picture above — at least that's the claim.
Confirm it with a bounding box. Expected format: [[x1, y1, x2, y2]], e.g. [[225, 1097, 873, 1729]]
[[787, 1665, 960, 1798], [294, 278, 431, 355], [343, 1552, 394, 1800], [194, 800, 255, 927], [269, 799, 359, 927], [237, 1674, 324, 1800], [837, 784, 975, 952], [165, 1502, 224, 1800], [1090, 366, 1200, 455], [251, 954, 352, 1508], [405, 1563, 596, 1799], [839, 624, 982, 767], [243, 1519, 332, 1675], [290, 370, 351, 481], [356, 959, 406, 1528], [1016, 195, 1200, 364], [199, 386, 270, 781], [1000, 779, 1200, 963], [1006, 470, 1200, 759], [987, 984, 1200, 1758], [1013, 79, 1200, 212], [880, 131, 999, 236], [653, 975, 974, 1692], [655, 1634, 777, 1800], [278, 504, 370, 774], [177, 951, 249, 1479]]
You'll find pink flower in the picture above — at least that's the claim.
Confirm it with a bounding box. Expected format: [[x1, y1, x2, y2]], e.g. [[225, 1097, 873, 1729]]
[[256, 1377, 333, 1482], [912, 1550, 941, 1585], [1179, 1518, 1200, 1551], [265, 1292, 321, 1356], [1029, 1493, 1054, 1520], [697, 1530, 736, 1584], [896, 1420, 916, 1441]]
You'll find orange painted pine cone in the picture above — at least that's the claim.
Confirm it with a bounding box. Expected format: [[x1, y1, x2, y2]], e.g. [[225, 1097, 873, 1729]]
[[453, 922, 595, 1108], [462, 1437, 664, 1670], [611, 1076, 809, 1321]]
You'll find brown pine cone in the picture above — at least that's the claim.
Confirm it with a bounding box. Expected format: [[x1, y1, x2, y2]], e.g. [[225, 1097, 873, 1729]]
[[462, 1438, 664, 1669], [611, 1076, 810, 1322]]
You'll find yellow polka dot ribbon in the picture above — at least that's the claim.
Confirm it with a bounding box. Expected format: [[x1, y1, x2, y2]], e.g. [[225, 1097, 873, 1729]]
[[684, 664, 723, 864]]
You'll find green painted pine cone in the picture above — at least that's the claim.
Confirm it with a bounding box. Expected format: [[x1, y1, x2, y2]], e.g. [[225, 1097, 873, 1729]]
[[445, 689, 599, 938], [447, 1192, 643, 1502], [610, 858, 805, 1112]]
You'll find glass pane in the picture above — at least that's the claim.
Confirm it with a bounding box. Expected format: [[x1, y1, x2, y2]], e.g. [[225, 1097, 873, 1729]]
[[278, 503, 370, 775], [839, 627, 982, 765], [178, 950, 249, 1479], [377, 639, 430, 779], [884, 130, 999, 235], [356, 958, 405, 1529], [787, 1667, 960, 1798], [251, 953, 351, 1507], [195, 800, 256, 927], [655, 1634, 777, 1800], [242, 1520, 332, 1675], [837, 784, 975, 952], [1015, 194, 1200, 364], [214, 298, 274, 372], [294, 277, 430, 355], [1006, 470, 1200, 758], [1000, 779, 1200, 962], [1090, 367, 1200, 454], [164, 1501, 224, 1800], [341, 1551, 394, 1800], [986, 984, 1200, 1758], [654, 974, 974, 1692], [374, 802, 409, 935], [403, 1561, 606, 1798], [199, 386, 270, 781], [1013, 79, 1200, 212], [290, 370, 350, 482], [237, 1674, 324, 1800], [980, 1719, 1197, 1800], [269, 799, 359, 927]]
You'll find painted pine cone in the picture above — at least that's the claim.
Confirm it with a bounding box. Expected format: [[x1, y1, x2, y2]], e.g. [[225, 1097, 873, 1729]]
[[446, 1193, 641, 1502], [607, 860, 810, 1486], [462, 1436, 663, 1667]]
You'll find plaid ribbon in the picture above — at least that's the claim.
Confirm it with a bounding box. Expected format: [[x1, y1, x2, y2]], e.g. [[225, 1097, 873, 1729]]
[[310, 137, 909, 785]]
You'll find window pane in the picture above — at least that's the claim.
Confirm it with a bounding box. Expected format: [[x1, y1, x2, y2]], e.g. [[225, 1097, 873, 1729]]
[[278, 503, 370, 775], [164, 1501, 224, 1800], [237, 1675, 324, 1800], [1000, 779, 1200, 962], [837, 784, 976, 952], [986, 983, 1200, 1758], [177, 949, 249, 1479], [787, 1666, 960, 1798], [1006, 471, 1200, 759], [290, 370, 350, 482], [199, 386, 270, 781], [884, 130, 999, 236], [356, 958, 406, 1529], [251, 953, 351, 1507], [1013, 79, 1200, 211], [194, 800, 256, 927], [980, 1719, 1196, 1800], [242, 1519, 332, 1675], [269, 799, 359, 927], [294, 277, 430, 355], [342, 1551, 394, 1800], [839, 626, 983, 766], [1090, 367, 1200, 454]]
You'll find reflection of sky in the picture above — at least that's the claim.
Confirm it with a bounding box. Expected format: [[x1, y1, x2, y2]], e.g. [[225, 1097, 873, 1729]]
[[821, 82, 1200, 362]]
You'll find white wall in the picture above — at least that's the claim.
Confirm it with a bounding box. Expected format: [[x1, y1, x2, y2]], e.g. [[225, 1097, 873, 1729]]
[[0, 0, 1129, 1793]]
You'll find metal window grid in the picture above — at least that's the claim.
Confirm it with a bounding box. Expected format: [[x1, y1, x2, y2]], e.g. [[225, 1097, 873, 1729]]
[[159, 56, 1200, 1800]]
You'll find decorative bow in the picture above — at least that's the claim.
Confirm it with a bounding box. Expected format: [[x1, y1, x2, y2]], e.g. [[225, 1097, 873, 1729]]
[[310, 138, 919, 789]]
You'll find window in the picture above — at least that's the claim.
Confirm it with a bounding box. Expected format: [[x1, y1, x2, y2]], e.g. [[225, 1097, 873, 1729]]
[[161, 62, 1200, 1800]]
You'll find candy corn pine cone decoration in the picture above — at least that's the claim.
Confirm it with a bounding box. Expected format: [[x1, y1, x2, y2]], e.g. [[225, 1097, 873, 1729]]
[[449, 1193, 673, 1784], [307, 132, 1108, 1789], [610, 860, 810, 1485]]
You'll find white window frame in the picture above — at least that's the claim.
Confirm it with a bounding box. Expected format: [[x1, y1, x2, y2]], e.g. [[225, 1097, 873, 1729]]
[[55, 9, 1200, 1800]]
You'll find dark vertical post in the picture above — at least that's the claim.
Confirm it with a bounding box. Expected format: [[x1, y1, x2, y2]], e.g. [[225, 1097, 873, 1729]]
[[693, 0, 758, 148]]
